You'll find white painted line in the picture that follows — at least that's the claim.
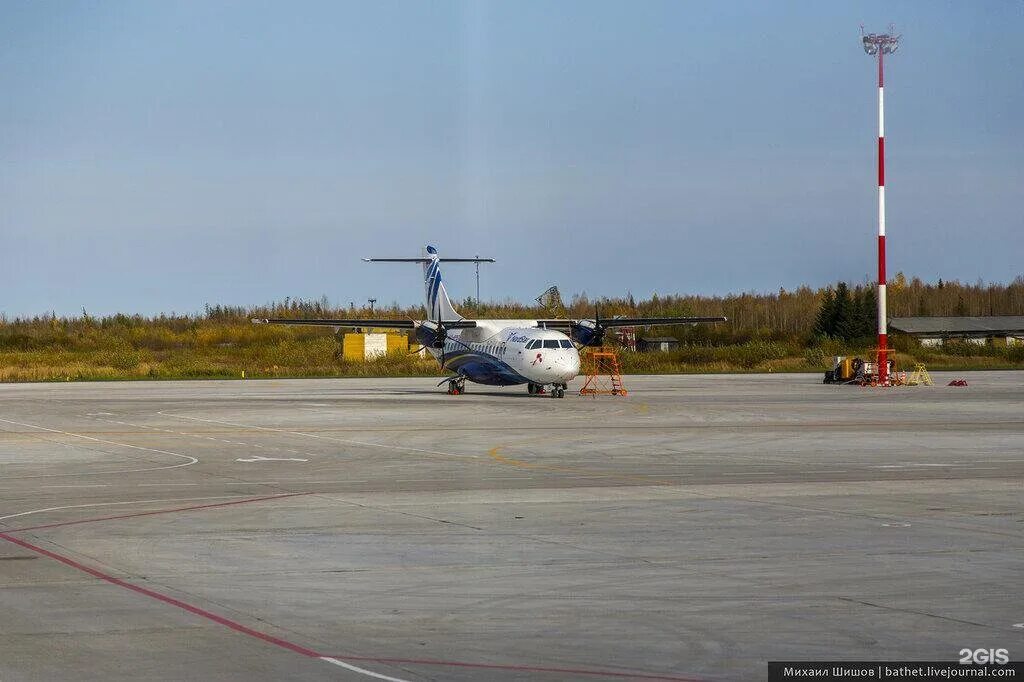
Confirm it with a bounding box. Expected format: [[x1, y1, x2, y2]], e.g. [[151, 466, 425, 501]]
[[722, 472, 777, 476], [41, 484, 111, 489], [0, 417, 198, 474], [873, 463, 952, 469], [0, 496, 253, 523], [236, 455, 308, 463], [84, 414, 324, 460], [804, 470, 849, 474], [319, 657, 412, 682], [396, 479, 455, 483], [137, 482, 284, 487]]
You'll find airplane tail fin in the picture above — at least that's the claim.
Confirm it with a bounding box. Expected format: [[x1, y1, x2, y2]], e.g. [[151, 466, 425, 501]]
[[422, 246, 461, 321], [363, 246, 494, 321]]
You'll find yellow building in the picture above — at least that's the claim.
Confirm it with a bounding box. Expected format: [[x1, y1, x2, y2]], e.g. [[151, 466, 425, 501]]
[[342, 332, 408, 360]]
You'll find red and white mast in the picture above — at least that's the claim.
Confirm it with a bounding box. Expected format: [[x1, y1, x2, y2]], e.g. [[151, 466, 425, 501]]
[[862, 28, 900, 386]]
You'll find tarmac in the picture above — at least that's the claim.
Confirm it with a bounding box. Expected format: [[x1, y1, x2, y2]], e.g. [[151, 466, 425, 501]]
[[0, 372, 1021, 681]]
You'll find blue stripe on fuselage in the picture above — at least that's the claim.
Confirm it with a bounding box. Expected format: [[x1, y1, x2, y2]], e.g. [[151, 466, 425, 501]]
[[440, 349, 529, 386]]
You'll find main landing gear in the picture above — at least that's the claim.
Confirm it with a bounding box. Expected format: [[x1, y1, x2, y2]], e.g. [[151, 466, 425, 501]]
[[446, 377, 466, 395], [528, 382, 566, 398]]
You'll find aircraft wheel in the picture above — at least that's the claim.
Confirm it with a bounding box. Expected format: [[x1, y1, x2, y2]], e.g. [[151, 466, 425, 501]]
[[527, 383, 536, 395]]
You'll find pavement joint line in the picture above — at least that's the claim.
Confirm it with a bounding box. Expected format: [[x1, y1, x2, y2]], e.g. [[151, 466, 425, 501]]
[[2, 493, 310, 532], [158, 410, 484, 465], [487, 446, 680, 486]]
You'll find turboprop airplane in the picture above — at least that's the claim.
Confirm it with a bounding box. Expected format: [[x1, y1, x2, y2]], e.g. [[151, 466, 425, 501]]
[[253, 246, 726, 397]]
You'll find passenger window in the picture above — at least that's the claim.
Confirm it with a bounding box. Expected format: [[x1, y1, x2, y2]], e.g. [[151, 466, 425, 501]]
[[559, 339, 573, 348], [543, 340, 559, 349]]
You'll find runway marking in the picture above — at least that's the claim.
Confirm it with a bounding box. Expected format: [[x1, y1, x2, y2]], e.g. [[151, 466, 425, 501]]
[[321, 654, 703, 681], [236, 455, 308, 463], [2, 493, 308, 532], [83, 415, 316, 459], [0, 417, 198, 474], [40, 484, 110, 489], [395, 478, 458, 483], [721, 472, 777, 476], [0, 533, 412, 682], [320, 657, 412, 681]]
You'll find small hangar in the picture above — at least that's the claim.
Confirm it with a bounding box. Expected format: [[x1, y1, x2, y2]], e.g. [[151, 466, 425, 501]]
[[889, 316, 1024, 347]]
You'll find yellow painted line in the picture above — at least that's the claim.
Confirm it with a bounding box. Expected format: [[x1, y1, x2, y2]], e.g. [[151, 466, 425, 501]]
[[487, 446, 676, 486]]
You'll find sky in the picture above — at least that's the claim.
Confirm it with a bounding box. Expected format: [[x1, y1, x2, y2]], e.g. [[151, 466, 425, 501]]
[[1, 1, 1021, 317]]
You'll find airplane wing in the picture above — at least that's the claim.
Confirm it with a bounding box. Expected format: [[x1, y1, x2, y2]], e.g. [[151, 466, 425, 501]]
[[252, 318, 477, 330], [536, 316, 727, 329]]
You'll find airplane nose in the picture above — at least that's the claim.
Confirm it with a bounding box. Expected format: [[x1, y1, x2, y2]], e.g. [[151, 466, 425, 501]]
[[559, 350, 581, 380]]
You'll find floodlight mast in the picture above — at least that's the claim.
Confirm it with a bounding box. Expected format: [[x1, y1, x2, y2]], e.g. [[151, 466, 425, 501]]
[[862, 27, 900, 386]]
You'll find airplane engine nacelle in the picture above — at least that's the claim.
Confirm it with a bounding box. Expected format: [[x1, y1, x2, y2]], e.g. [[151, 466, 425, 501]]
[[570, 321, 604, 347], [415, 325, 445, 350]]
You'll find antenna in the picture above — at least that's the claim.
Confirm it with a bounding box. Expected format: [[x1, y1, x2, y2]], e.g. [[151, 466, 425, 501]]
[[862, 26, 901, 386]]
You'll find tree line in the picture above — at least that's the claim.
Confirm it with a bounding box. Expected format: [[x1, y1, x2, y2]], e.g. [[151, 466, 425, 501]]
[[2, 274, 1022, 349]]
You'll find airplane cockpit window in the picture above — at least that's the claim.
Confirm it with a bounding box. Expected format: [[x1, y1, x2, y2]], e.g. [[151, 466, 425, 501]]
[[526, 340, 539, 349], [559, 340, 573, 348], [543, 340, 559, 349]]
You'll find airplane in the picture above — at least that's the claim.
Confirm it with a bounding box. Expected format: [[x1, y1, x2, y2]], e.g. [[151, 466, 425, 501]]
[[253, 246, 726, 397]]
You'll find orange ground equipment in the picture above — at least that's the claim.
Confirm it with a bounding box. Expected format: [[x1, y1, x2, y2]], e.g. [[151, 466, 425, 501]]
[[579, 347, 627, 396]]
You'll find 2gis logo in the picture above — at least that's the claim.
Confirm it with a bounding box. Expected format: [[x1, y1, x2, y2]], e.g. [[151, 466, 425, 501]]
[[958, 648, 1010, 665]]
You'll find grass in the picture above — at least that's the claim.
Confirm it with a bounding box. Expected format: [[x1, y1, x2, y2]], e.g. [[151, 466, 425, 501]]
[[2, 310, 1022, 382], [1, 326, 1020, 383]]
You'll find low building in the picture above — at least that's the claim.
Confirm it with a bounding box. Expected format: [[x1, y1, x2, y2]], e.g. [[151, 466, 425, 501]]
[[342, 332, 408, 360], [638, 336, 680, 352], [889, 316, 1024, 347]]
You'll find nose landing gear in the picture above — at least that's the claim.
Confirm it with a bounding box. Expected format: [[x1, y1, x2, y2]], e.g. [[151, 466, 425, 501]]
[[446, 377, 466, 395], [528, 382, 566, 398]]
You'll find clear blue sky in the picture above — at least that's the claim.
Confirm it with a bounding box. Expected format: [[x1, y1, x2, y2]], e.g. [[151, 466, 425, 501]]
[[1, 1, 1021, 317]]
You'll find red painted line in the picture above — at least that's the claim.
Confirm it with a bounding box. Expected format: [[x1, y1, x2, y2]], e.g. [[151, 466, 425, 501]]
[[8, 493, 311, 532], [325, 654, 703, 681], [0, 531, 321, 658], [4, 495, 702, 682]]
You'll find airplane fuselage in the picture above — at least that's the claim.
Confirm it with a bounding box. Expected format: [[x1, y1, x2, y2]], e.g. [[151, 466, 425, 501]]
[[418, 321, 580, 387]]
